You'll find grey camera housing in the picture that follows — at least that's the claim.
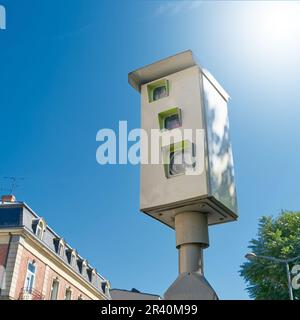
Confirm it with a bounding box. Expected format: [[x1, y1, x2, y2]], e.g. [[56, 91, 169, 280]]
[[128, 50, 238, 229]]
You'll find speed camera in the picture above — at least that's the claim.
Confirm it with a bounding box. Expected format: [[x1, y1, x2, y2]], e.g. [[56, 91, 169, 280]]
[[128, 50, 238, 229]]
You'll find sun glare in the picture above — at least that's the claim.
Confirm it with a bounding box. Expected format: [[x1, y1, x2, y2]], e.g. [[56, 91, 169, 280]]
[[257, 2, 300, 48]]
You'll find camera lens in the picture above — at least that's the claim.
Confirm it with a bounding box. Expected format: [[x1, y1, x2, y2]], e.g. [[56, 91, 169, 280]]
[[153, 86, 167, 101], [164, 114, 180, 130], [169, 150, 189, 176]]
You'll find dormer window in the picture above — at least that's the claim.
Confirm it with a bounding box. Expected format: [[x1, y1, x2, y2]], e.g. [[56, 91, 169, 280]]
[[58, 243, 63, 256], [88, 268, 97, 282], [101, 282, 107, 293], [81, 259, 87, 274], [36, 225, 43, 239], [92, 268, 97, 281], [101, 281, 110, 295], [35, 219, 46, 240], [70, 250, 76, 267], [57, 239, 65, 257]]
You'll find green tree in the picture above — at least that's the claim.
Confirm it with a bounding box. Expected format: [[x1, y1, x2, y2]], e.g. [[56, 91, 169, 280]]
[[240, 210, 300, 300]]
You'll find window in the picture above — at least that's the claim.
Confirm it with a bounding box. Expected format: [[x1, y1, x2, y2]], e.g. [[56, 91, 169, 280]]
[[0, 208, 22, 226], [50, 278, 59, 300], [92, 268, 96, 282], [81, 260, 87, 274], [70, 250, 76, 267], [35, 219, 46, 240], [24, 261, 36, 293], [88, 268, 96, 282], [158, 107, 182, 131], [36, 225, 43, 239], [58, 243, 63, 256], [57, 239, 65, 257], [65, 287, 72, 300], [101, 281, 110, 295], [70, 253, 73, 266], [101, 282, 107, 294], [147, 79, 169, 102]]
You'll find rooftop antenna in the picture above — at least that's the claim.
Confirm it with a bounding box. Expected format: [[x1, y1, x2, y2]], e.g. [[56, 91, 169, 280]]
[[0, 176, 25, 194]]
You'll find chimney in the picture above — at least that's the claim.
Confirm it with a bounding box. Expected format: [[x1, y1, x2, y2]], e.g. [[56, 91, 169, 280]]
[[1, 195, 16, 203]]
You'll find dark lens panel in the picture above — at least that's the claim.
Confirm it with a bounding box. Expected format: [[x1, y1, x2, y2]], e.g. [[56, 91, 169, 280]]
[[169, 150, 186, 176], [164, 114, 180, 130], [153, 86, 167, 101], [168, 146, 195, 177]]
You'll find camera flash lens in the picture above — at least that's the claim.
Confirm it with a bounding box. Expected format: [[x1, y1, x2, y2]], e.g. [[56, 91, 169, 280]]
[[169, 149, 194, 176], [164, 114, 180, 130], [153, 86, 167, 101]]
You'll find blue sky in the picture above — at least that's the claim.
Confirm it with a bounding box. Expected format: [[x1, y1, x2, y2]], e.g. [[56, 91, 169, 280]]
[[1, 0, 300, 299]]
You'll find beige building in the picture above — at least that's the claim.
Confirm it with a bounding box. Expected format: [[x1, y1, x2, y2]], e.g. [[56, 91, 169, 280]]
[[0, 195, 110, 300]]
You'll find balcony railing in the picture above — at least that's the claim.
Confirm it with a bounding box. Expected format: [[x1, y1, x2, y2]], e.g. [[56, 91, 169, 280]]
[[19, 287, 45, 300]]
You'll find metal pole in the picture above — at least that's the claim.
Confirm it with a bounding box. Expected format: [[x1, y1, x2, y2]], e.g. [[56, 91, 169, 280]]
[[175, 212, 209, 274], [285, 262, 294, 300], [178, 244, 203, 274], [164, 211, 218, 300]]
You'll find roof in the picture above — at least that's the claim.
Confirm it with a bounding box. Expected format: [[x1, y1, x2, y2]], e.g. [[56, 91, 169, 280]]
[[128, 50, 197, 92], [0, 201, 110, 298], [128, 49, 230, 102], [110, 288, 161, 300]]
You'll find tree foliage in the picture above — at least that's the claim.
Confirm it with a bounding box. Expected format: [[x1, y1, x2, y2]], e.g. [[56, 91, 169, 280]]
[[240, 210, 300, 300]]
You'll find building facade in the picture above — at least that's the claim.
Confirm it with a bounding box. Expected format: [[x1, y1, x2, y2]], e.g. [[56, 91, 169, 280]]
[[0, 195, 110, 300]]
